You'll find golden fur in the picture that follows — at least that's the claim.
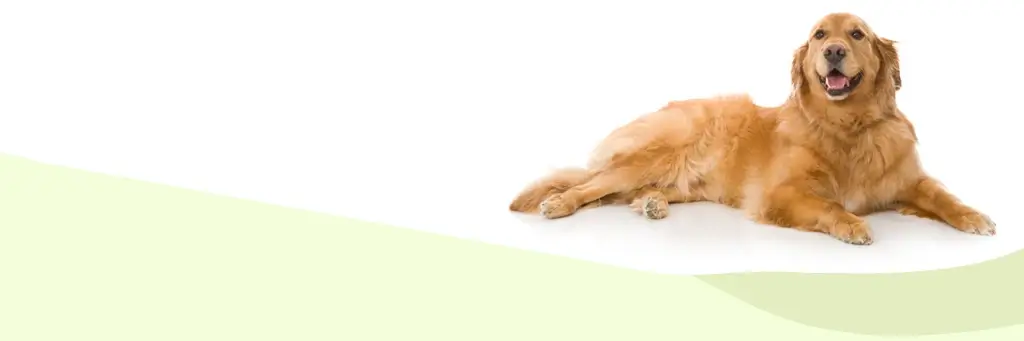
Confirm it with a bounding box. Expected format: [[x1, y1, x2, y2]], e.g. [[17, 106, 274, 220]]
[[508, 13, 994, 245]]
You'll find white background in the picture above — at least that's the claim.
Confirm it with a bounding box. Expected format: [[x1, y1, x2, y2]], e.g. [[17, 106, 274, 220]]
[[2, 0, 1022, 274]]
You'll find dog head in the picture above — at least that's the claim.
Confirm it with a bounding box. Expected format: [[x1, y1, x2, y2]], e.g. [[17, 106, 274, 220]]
[[790, 13, 901, 101]]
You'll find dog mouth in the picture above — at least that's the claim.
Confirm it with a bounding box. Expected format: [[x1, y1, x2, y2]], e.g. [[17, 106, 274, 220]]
[[817, 69, 863, 97]]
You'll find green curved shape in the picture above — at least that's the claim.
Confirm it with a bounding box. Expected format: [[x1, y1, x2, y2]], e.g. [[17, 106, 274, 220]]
[[2, 152, 1024, 340], [697, 249, 1024, 335]]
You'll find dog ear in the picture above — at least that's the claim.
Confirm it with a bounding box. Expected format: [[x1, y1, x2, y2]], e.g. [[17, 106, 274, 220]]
[[790, 43, 809, 92], [874, 37, 901, 91]]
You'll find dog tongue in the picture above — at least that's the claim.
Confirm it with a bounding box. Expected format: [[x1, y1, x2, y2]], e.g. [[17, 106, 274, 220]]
[[826, 74, 849, 90]]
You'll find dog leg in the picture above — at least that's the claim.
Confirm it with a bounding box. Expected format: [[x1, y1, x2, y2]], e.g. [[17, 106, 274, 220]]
[[760, 182, 873, 245], [898, 177, 996, 236], [539, 169, 640, 219], [893, 202, 943, 222]]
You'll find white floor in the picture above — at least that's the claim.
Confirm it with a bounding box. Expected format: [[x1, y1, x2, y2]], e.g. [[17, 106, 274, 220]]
[[2, 0, 1023, 274]]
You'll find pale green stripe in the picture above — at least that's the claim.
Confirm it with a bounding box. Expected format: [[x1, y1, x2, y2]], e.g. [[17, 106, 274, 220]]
[[0, 153, 1021, 340], [699, 251, 1023, 336]]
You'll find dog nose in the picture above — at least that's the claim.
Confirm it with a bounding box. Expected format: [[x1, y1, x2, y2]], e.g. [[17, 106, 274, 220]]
[[823, 44, 846, 64]]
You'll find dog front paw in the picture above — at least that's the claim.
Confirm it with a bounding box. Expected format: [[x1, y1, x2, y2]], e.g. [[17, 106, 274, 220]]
[[951, 211, 996, 236], [829, 219, 874, 245]]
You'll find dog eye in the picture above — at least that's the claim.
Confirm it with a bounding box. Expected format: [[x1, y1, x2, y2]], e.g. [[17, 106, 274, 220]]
[[850, 30, 865, 40], [813, 30, 826, 39]]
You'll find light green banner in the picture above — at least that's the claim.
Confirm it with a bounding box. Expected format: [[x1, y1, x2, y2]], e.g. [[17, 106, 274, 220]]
[[1, 154, 1021, 340]]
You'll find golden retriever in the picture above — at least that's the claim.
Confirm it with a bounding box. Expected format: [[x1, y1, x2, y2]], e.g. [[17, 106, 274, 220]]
[[508, 13, 994, 245]]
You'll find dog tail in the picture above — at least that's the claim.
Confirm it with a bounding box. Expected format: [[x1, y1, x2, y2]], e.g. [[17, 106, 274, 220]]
[[508, 167, 592, 213]]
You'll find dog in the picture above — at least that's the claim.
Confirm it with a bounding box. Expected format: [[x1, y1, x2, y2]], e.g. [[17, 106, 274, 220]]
[[508, 13, 994, 245]]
